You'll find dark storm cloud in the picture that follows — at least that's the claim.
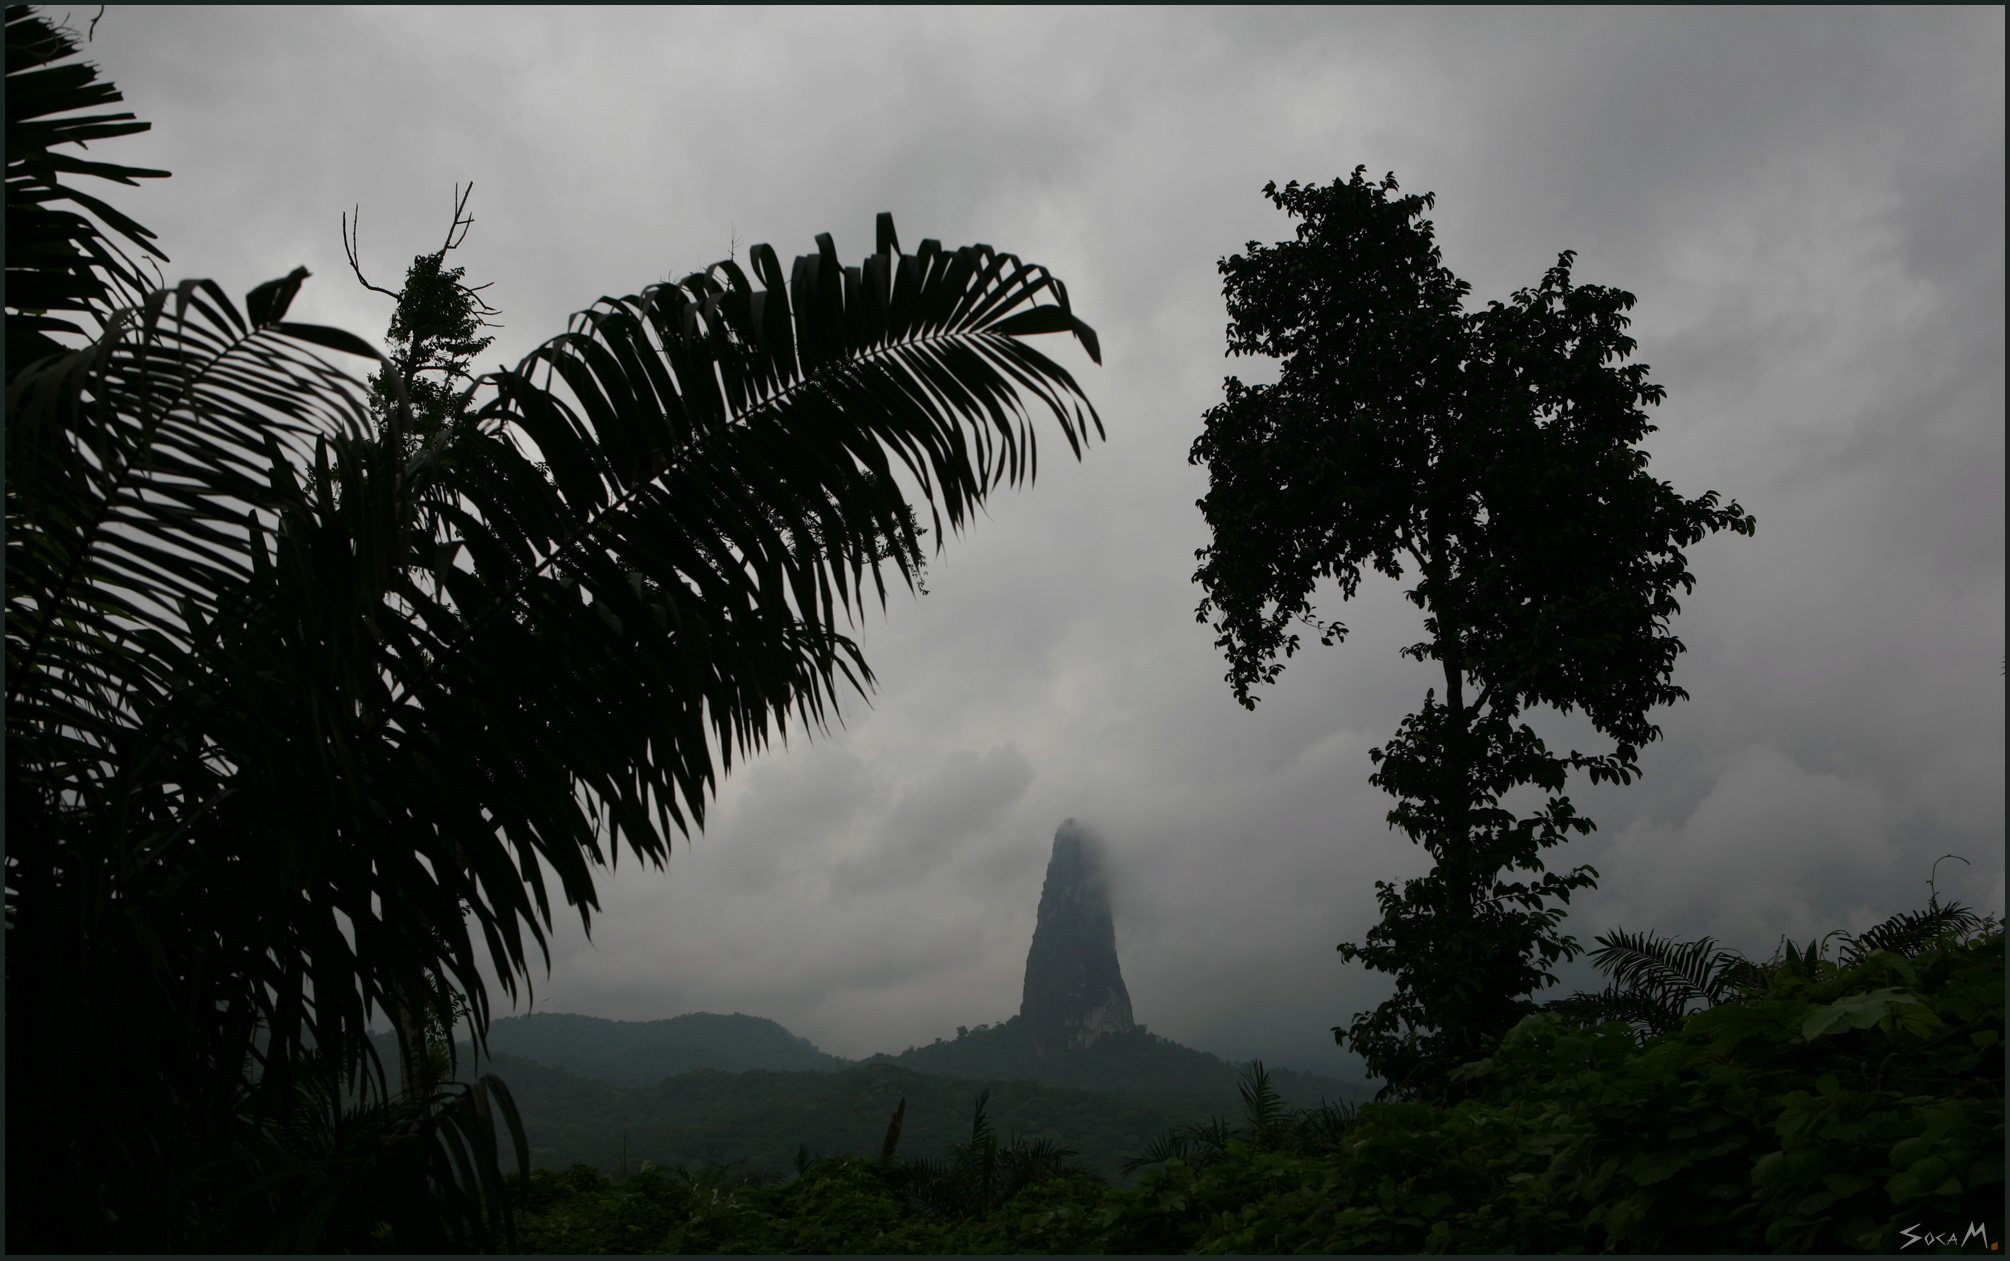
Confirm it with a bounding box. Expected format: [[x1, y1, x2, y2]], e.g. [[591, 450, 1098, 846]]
[[81, 6, 2002, 1076]]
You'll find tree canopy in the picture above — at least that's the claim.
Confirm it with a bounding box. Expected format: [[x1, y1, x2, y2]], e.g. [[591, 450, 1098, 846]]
[[1191, 168, 1754, 1096]]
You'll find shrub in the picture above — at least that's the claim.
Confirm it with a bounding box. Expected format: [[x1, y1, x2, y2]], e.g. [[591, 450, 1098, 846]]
[[506, 922, 2001, 1254]]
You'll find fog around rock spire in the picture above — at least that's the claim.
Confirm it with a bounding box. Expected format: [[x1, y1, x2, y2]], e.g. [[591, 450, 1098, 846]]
[[1020, 819, 1136, 1051]]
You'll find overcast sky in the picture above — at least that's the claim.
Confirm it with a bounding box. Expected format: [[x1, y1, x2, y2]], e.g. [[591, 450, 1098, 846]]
[[83, 6, 2003, 1082]]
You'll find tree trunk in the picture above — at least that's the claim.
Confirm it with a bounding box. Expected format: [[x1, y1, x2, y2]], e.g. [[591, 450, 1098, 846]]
[[1426, 516, 1473, 902], [393, 978, 432, 1108]]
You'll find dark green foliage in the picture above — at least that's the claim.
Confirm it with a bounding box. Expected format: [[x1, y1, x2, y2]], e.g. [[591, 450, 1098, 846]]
[[1841, 903, 1985, 965], [1188, 167, 1754, 1098], [503, 1102, 1111, 1254], [412, 1052, 1193, 1185], [510, 1162, 747, 1255], [504, 921, 2004, 1254], [1442, 924, 2005, 1253], [1549, 901, 1991, 1042], [1548, 926, 1775, 1040], [509, 1156, 896, 1253], [1121, 1061, 1362, 1175], [887, 1090, 1101, 1218], [864, 1015, 1375, 1114]]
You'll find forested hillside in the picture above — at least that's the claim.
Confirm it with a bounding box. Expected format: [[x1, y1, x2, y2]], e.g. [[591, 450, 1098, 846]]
[[501, 922, 2006, 1254], [435, 1052, 1193, 1181], [367, 1011, 1371, 1181], [465, 1011, 848, 1085], [866, 1016, 1373, 1112], [385, 1007, 1371, 1114]]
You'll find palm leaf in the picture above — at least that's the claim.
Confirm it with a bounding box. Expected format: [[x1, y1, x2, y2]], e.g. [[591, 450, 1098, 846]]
[[8, 143, 1101, 1242], [1120, 1130, 1198, 1176], [4, 268, 424, 1247], [319, 214, 1103, 1049], [1236, 1060, 1288, 1148], [1180, 1115, 1238, 1164], [1583, 926, 1757, 1007], [1838, 903, 1982, 966], [1545, 980, 1691, 1039], [1544, 926, 1765, 1040], [4, 4, 172, 370]]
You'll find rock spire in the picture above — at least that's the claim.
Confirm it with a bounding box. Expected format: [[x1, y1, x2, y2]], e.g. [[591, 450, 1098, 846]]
[[1019, 819, 1135, 1051]]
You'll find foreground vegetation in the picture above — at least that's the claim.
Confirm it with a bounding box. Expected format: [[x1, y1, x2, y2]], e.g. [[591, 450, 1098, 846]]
[[412, 1054, 1196, 1182], [6, 7, 1101, 1248], [504, 920, 2000, 1254]]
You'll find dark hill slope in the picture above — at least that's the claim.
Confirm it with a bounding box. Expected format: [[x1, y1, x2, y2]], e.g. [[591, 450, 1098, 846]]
[[370, 1010, 1374, 1115], [868, 1016, 1375, 1113], [465, 1053, 1191, 1181], [467, 1010, 846, 1087]]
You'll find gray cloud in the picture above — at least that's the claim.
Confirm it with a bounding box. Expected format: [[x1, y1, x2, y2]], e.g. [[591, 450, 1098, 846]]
[[831, 746, 1035, 895], [83, 6, 2003, 1078]]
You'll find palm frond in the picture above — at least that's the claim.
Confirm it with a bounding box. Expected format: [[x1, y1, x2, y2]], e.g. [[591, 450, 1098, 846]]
[[325, 214, 1104, 1047], [1287, 1098, 1360, 1150], [1236, 1060, 1288, 1148], [6, 277, 377, 743], [1180, 1115, 1238, 1164], [1583, 926, 1756, 1008], [1838, 903, 1983, 966], [894, 1089, 1096, 1215], [1545, 980, 1690, 1040], [1120, 1130, 1197, 1176], [1541, 926, 1766, 1042], [1000, 1136, 1093, 1183], [7, 129, 1102, 1241], [4, 269, 418, 1102], [5, 4, 172, 370]]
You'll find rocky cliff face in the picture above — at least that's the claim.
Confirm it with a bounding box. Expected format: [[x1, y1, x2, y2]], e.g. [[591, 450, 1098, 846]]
[[1019, 819, 1135, 1051]]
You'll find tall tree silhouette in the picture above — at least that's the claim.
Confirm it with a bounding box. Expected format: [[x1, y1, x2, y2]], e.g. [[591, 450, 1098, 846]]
[[1191, 168, 1752, 1098], [341, 183, 507, 1110], [4, 5, 1102, 1246], [342, 181, 501, 453]]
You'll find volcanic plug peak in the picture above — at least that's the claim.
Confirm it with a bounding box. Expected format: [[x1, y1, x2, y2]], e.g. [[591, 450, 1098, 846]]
[[1019, 819, 1136, 1052]]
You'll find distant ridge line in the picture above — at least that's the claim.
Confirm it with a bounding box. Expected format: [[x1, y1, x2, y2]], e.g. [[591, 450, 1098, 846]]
[[443, 1008, 1375, 1105]]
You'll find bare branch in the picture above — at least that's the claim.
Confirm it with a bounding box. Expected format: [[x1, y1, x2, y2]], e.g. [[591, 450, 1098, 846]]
[[441, 183, 503, 324], [345, 187, 502, 331], [342, 205, 402, 302], [442, 182, 474, 254]]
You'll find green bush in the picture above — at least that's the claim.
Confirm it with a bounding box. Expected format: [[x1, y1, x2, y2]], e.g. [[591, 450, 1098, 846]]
[[1065, 925, 2005, 1254], [1459, 927, 2005, 1253], [507, 927, 2002, 1254]]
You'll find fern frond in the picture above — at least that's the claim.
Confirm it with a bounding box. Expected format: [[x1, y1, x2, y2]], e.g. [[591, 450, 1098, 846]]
[[1236, 1060, 1288, 1146], [1586, 926, 1756, 1007], [1839, 903, 1983, 965], [1545, 981, 1689, 1039]]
